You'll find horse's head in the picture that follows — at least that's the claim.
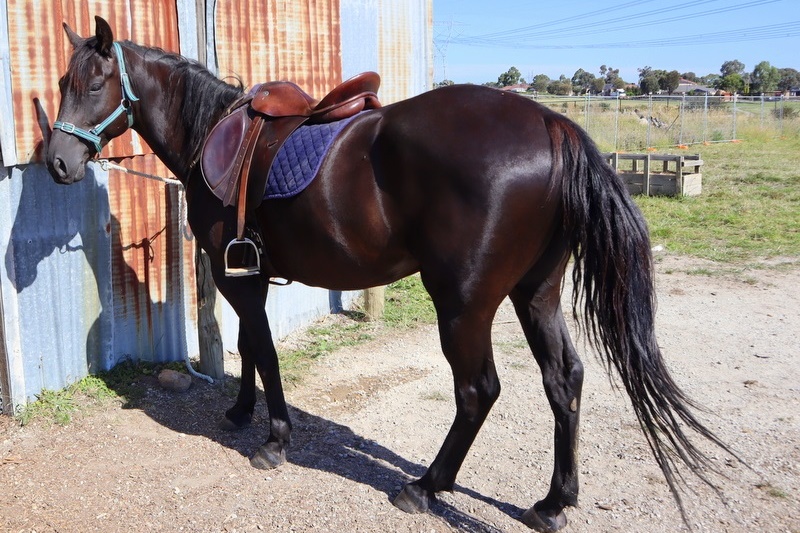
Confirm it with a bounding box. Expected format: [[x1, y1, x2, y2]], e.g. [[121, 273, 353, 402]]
[[47, 16, 137, 184]]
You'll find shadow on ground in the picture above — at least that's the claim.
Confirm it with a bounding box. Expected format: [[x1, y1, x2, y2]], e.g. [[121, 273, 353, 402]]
[[99, 368, 525, 533]]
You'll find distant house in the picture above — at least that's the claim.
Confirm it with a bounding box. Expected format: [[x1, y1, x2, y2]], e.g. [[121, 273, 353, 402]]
[[500, 83, 531, 93], [602, 83, 627, 97], [674, 79, 714, 95]]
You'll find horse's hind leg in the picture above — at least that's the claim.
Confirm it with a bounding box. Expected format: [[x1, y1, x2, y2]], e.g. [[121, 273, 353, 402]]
[[509, 273, 584, 532], [393, 276, 502, 513]]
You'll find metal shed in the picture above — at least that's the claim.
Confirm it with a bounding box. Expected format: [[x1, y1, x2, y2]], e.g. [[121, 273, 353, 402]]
[[0, 0, 433, 414]]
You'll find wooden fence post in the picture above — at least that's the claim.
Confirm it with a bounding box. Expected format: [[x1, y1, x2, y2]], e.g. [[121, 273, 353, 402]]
[[196, 248, 225, 379], [363, 286, 385, 321]]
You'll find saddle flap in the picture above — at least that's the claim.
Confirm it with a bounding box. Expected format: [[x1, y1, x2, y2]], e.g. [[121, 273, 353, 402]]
[[201, 105, 250, 200]]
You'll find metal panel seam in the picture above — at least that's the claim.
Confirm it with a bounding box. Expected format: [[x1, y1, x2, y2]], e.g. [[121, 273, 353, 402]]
[[0, 0, 17, 166]]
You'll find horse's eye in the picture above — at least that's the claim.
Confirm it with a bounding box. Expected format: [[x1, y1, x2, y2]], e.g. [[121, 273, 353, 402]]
[[89, 83, 103, 93]]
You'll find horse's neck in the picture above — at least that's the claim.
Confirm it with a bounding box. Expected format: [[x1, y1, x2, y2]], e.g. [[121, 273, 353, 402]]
[[127, 51, 232, 182], [130, 70, 192, 180]]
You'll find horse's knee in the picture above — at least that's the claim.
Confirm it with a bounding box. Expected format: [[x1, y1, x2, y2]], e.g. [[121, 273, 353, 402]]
[[456, 371, 501, 422]]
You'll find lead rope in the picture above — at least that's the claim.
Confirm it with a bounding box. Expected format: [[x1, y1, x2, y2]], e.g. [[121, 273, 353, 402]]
[[99, 159, 214, 384]]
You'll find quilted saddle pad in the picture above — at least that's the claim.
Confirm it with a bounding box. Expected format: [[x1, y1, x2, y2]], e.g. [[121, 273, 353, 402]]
[[265, 113, 361, 200]]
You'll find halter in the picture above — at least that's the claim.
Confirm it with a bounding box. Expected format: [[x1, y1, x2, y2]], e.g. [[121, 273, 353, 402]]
[[53, 42, 139, 153]]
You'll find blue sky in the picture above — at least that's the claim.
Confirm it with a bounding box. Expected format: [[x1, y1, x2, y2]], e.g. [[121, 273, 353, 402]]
[[433, 0, 800, 85]]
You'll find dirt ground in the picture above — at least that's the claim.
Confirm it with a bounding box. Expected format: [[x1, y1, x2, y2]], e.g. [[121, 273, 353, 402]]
[[1, 254, 798, 533]]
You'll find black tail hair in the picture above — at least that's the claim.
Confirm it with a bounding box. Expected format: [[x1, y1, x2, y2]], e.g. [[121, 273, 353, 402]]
[[546, 113, 739, 521]]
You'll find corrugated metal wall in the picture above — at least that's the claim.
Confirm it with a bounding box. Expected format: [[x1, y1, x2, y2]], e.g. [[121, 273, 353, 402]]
[[0, 0, 197, 413], [0, 0, 432, 413]]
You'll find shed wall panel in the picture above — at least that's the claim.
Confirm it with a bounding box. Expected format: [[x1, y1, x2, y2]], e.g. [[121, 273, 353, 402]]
[[214, 0, 341, 96], [377, 0, 432, 104], [339, 0, 378, 80], [5, 0, 181, 163]]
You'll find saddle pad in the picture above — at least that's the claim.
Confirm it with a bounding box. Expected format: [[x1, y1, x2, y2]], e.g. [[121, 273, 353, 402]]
[[265, 114, 360, 199]]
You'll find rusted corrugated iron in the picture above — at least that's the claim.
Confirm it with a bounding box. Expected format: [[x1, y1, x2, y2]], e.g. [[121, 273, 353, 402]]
[[6, 0, 180, 163], [106, 152, 193, 362], [1, 0, 433, 410], [214, 0, 342, 96]]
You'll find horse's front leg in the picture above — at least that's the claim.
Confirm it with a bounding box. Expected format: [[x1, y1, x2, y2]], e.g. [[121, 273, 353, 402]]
[[214, 274, 292, 469]]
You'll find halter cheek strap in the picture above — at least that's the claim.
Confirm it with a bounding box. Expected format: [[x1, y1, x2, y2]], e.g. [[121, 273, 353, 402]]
[[53, 42, 140, 153]]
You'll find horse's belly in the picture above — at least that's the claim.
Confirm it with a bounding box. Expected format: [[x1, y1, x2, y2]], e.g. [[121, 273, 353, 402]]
[[260, 205, 419, 291]]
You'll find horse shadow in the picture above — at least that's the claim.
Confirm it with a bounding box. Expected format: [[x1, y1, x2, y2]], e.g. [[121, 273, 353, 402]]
[[117, 374, 525, 532], [5, 162, 172, 374]]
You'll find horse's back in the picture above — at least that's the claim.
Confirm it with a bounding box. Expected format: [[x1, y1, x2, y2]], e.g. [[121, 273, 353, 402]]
[[258, 85, 564, 290]]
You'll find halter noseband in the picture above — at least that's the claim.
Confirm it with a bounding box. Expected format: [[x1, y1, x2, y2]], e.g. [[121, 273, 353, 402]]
[[53, 42, 139, 153]]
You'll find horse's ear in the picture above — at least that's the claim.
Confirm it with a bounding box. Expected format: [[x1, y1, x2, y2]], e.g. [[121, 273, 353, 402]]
[[62, 22, 83, 49], [94, 16, 114, 56]]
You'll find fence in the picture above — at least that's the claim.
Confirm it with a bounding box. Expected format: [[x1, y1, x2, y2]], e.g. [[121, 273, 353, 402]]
[[530, 94, 799, 152]]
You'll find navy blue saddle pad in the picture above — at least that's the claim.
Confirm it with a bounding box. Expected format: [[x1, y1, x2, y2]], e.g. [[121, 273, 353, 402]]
[[265, 113, 361, 199]]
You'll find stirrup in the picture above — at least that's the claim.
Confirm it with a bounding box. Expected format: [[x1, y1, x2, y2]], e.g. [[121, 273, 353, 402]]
[[224, 238, 261, 277]]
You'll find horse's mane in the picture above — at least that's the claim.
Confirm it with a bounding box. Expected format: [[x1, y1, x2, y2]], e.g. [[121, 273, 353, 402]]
[[120, 41, 244, 170], [64, 37, 244, 171]]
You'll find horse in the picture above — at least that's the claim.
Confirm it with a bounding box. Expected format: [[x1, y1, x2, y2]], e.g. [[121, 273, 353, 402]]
[[45, 16, 734, 532]]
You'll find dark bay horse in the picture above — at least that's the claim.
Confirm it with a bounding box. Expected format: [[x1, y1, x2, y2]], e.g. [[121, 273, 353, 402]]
[[46, 17, 733, 531]]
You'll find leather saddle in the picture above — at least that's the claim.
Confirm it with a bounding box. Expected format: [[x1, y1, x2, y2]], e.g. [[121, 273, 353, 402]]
[[201, 71, 381, 209], [200, 71, 381, 276]]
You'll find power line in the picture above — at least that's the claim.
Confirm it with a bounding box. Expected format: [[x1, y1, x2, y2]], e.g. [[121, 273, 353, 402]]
[[442, 0, 791, 50], [459, 0, 779, 44], [453, 21, 800, 50]]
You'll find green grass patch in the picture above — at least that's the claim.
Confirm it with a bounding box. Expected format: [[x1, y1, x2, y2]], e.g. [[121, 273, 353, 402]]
[[17, 375, 119, 426], [16, 360, 189, 425], [635, 135, 800, 263], [278, 274, 437, 384], [383, 274, 437, 328]]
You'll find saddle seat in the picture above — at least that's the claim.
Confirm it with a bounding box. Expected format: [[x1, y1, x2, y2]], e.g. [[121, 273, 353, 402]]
[[249, 70, 381, 124], [199, 72, 381, 276]]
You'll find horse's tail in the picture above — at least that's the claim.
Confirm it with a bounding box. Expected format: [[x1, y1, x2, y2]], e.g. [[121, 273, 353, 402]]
[[546, 114, 736, 516]]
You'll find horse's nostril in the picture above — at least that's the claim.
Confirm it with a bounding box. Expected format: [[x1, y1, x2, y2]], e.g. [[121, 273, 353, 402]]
[[53, 157, 68, 178]]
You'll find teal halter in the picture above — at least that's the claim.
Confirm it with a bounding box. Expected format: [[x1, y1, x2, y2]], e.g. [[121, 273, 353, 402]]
[[53, 42, 140, 153]]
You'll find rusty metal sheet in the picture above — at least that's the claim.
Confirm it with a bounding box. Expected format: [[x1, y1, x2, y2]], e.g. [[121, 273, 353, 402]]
[[6, 0, 180, 163], [214, 0, 342, 96], [106, 153, 193, 362]]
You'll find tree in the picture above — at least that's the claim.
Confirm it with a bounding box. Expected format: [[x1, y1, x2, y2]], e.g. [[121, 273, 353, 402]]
[[638, 66, 662, 94], [611, 77, 626, 90], [681, 72, 698, 82], [571, 68, 596, 94], [547, 75, 572, 95], [434, 79, 455, 89], [720, 59, 745, 77], [640, 75, 660, 95], [591, 77, 606, 94], [662, 70, 681, 95], [716, 73, 745, 93], [497, 66, 522, 87], [699, 73, 720, 87], [751, 61, 780, 95], [600, 65, 622, 84], [531, 73, 551, 93], [777, 68, 800, 92]]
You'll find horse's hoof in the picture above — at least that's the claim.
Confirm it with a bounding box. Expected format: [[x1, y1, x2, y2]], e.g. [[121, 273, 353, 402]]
[[393, 483, 431, 514], [249, 442, 286, 470], [520, 506, 567, 532], [220, 408, 252, 431]]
